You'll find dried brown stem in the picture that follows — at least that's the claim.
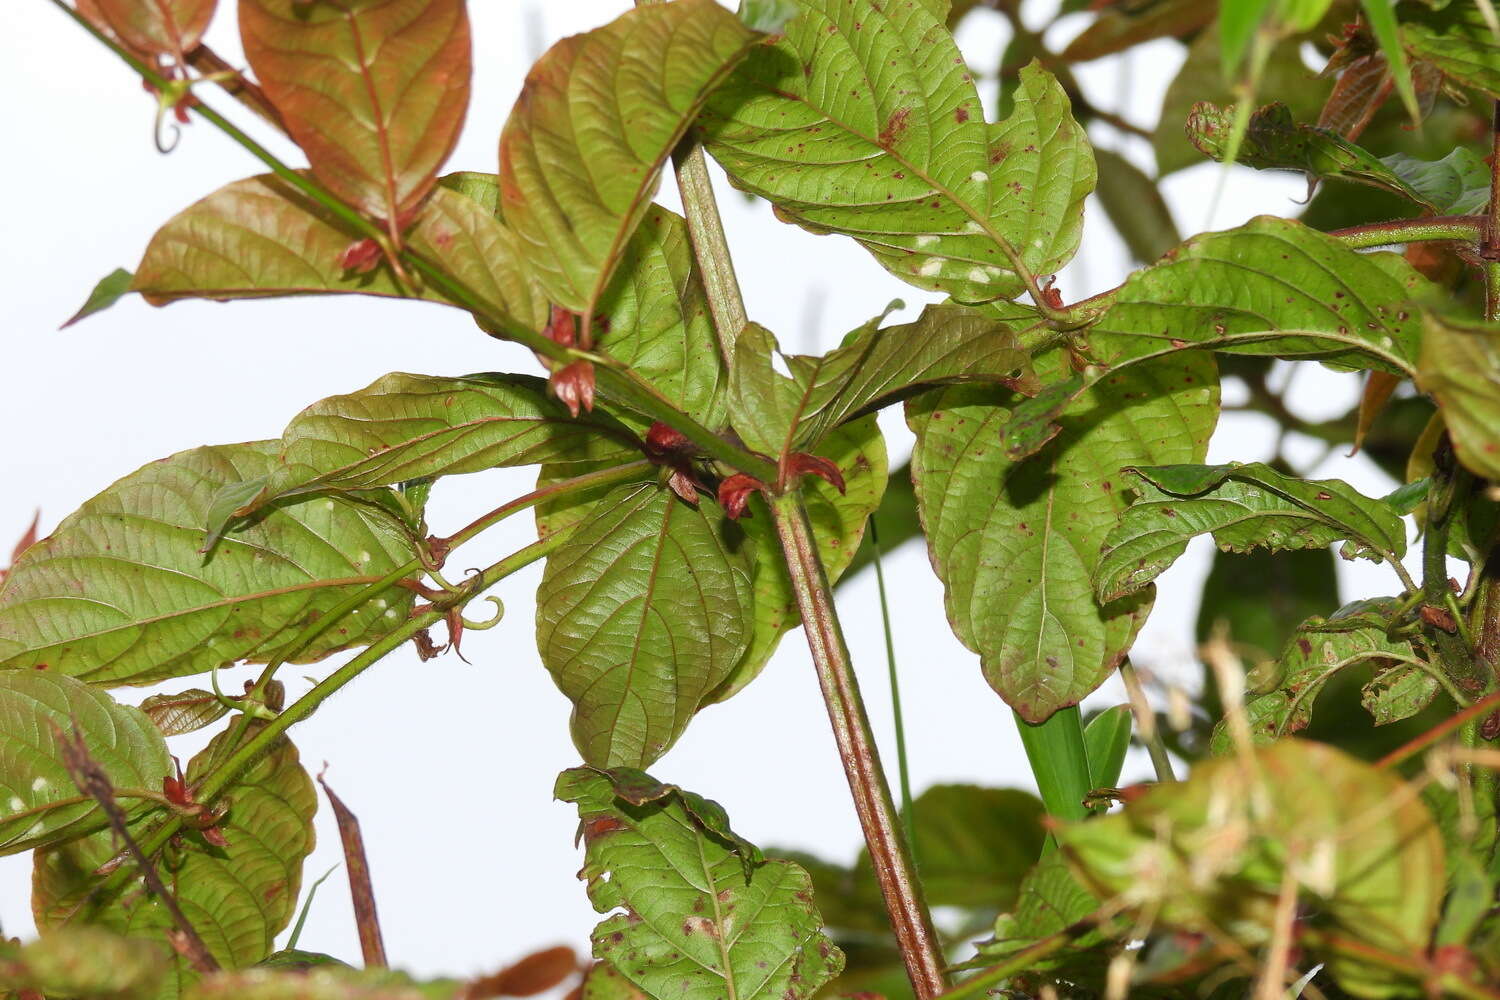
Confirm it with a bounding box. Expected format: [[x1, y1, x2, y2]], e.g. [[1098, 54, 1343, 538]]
[[317, 769, 388, 969], [56, 723, 220, 974], [184, 44, 287, 135]]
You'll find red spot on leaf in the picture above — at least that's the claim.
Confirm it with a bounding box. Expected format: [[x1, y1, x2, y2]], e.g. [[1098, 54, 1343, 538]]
[[878, 107, 910, 148]]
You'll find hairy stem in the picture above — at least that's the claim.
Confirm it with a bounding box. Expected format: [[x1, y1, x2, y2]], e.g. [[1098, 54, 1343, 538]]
[[1329, 215, 1485, 249], [673, 143, 748, 361], [48, 0, 779, 485], [768, 491, 946, 999]]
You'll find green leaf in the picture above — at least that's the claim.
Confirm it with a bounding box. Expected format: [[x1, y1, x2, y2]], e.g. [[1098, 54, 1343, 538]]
[[0, 672, 170, 855], [132, 176, 548, 330], [907, 346, 1219, 723], [737, 0, 799, 34], [1417, 312, 1500, 480], [186, 968, 459, 1000], [706, 416, 886, 705], [556, 767, 843, 1000], [595, 207, 727, 427], [1186, 102, 1490, 214], [83, 0, 215, 61], [858, 784, 1045, 911], [537, 484, 754, 767], [63, 268, 134, 329], [1082, 704, 1132, 789], [1096, 463, 1409, 603], [239, 0, 470, 225], [1092, 215, 1431, 377], [703, 0, 1097, 305], [728, 304, 1037, 459], [1401, 1, 1500, 99], [240, 373, 636, 517], [1361, 662, 1440, 726], [499, 0, 760, 323], [1060, 0, 1214, 62], [977, 851, 1103, 976], [1209, 599, 1422, 750], [1156, 28, 1327, 176], [0, 926, 169, 1000], [1092, 149, 1181, 265], [36, 727, 317, 994], [138, 689, 231, 737], [0, 442, 419, 685], [1056, 740, 1445, 998]]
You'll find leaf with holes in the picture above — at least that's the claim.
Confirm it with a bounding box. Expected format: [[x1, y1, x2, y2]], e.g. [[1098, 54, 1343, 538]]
[[706, 415, 886, 705], [557, 766, 842, 1000], [729, 304, 1037, 460], [702, 0, 1095, 304], [34, 726, 316, 994], [1417, 312, 1500, 481], [1056, 740, 1444, 998], [131, 175, 548, 330], [1209, 600, 1420, 750], [536, 484, 754, 767], [499, 0, 761, 332], [1096, 463, 1410, 603], [239, 0, 471, 226], [907, 345, 1219, 723], [1092, 215, 1430, 376], [0, 672, 170, 856], [0, 442, 419, 685], [238, 373, 637, 517]]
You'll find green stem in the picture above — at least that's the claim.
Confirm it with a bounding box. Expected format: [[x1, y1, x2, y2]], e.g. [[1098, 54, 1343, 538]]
[[1424, 438, 1487, 695], [768, 490, 946, 1000], [936, 926, 1083, 1000], [1329, 215, 1485, 249], [47, 0, 779, 486], [869, 518, 916, 852], [672, 142, 748, 361], [1014, 706, 1093, 827]]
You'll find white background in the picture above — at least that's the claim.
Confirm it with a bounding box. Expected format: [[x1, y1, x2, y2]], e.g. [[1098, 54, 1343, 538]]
[[0, 0, 1411, 980]]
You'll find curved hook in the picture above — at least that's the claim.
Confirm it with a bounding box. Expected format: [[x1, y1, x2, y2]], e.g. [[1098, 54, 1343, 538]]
[[460, 595, 504, 631]]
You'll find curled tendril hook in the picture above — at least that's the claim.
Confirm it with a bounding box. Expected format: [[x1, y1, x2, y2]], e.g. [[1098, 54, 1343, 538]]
[[460, 596, 504, 631], [153, 106, 182, 153], [209, 662, 277, 720]]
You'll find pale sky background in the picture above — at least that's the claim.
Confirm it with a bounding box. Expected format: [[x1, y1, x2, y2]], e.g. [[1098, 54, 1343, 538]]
[[0, 0, 1418, 982]]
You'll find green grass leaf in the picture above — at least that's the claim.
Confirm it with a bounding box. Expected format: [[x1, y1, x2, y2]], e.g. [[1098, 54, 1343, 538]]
[[499, 0, 761, 326], [0, 672, 170, 855], [35, 726, 317, 995], [1358, 0, 1421, 121], [907, 347, 1219, 724], [0, 442, 419, 685], [239, 0, 470, 225], [1417, 312, 1500, 481], [1081, 704, 1132, 790], [131, 175, 548, 330], [703, 0, 1096, 304], [556, 766, 843, 1000], [1096, 463, 1410, 603], [537, 484, 754, 767]]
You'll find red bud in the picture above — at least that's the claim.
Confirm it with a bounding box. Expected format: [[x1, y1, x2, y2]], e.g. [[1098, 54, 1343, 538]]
[[551, 360, 595, 418], [645, 421, 694, 459], [338, 238, 383, 274], [543, 305, 579, 347], [785, 453, 845, 493], [718, 474, 768, 519]]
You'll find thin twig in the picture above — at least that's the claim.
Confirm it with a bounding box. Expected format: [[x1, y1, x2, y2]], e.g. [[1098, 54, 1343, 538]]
[[56, 723, 220, 974], [317, 769, 387, 968], [183, 44, 287, 135], [1120, 659, 1176, 782]]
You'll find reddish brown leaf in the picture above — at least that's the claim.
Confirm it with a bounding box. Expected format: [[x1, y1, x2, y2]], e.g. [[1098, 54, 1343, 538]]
[[643, 421, 695, 461], [465, 946, 579, 999], [1318, 52, 1393, 142], [239, 0, 472, 227], [85, 0, 217, 63], [666, 470, 701, 507], [317, 770, 387, 969], [1351, 370, 1401, 456], [1, 511, 40, 584]]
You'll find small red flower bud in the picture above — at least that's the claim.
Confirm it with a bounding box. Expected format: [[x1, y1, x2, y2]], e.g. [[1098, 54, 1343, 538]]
[[551, 360, 595, 417], [543, 305, 579, 347], [718, 474, 768, 519], [785, 453, 845, 494], [644, 421, 694, 460], [338, 238, 383, 274]]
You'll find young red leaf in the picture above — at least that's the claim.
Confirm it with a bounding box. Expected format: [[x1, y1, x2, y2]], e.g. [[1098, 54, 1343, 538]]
[[83, 0, 217, 64], [239, 0, 472, 228], [784, 452, 845, 494], [0, 511, 40, 586], [717, 474, 768, 520], [550, 360, 596, 418]]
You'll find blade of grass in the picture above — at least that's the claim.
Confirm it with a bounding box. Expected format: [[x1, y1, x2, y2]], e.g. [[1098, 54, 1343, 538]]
[[869, 518, 916, 854], [285, 864, 339, 951]]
